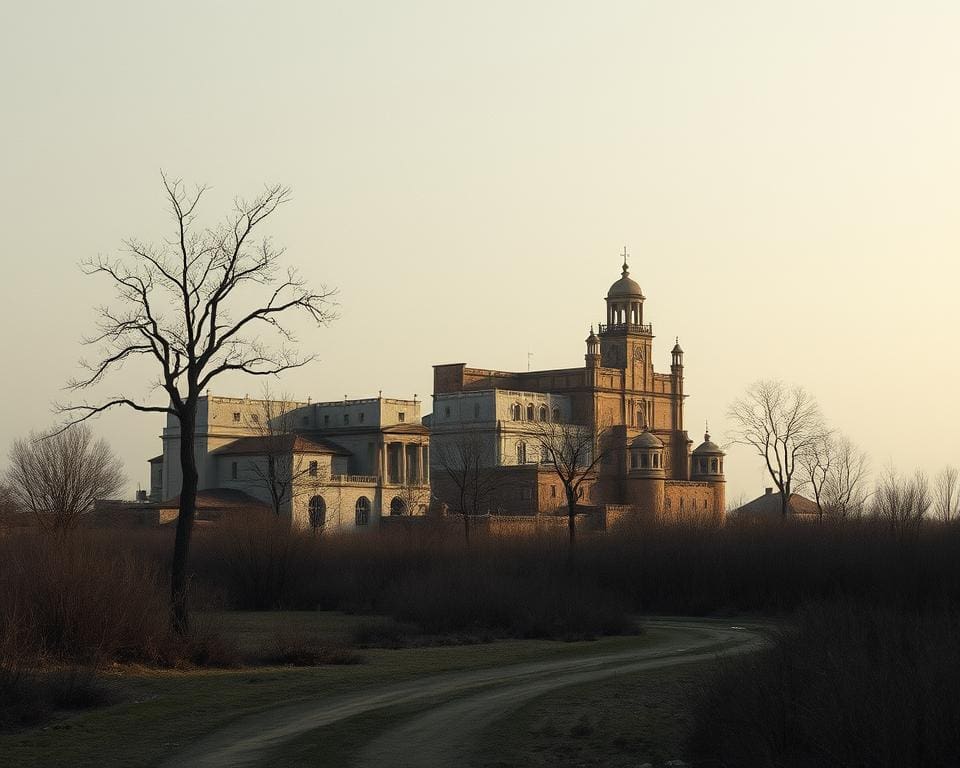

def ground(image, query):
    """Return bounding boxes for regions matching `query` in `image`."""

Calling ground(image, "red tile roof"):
[211,434,349,457]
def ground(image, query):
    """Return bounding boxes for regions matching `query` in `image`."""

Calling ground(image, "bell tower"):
[599,248,653,386]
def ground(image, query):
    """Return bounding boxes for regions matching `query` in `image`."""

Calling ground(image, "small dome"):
[607,262,644,300]
[631,430,663,449]
[671,337,684,355]
[693,431,723,455]
[585,325,599,344]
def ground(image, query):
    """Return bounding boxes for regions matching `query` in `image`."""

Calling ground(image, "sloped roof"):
[211,434,349,457]
[381,423,430,435]
[157,488,270,511]
[148,455,164,463]
[734,490,819,517]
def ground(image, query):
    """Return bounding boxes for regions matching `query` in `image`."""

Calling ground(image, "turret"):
[691,426,726,520]
[627,428,665,517]
[585,326,600,368]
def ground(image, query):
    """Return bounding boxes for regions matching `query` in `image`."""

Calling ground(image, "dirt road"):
[164,620,765,768]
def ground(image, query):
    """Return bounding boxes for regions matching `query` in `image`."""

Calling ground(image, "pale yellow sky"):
[1,1,957,501]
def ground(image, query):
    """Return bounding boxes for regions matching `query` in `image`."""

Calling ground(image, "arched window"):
[552,407,560,422]
[308,496,326,529]
[517,441,527,464]
[511,403,521,421]
[539,405,548,422]
[526,404,535,421]
[355,496,370,526]
[390,496,406,516]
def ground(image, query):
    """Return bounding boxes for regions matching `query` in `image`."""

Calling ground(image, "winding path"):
[163,620,765,768]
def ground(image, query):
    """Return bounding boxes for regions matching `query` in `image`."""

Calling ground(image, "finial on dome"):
[705,420,710,442]
[620,245,629,277]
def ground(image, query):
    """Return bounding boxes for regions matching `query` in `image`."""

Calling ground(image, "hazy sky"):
[1,1,957,502]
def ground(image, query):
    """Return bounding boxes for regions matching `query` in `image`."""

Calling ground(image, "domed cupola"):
[691,426,725,479]
[629,428,665,477]
[603,248,647,330]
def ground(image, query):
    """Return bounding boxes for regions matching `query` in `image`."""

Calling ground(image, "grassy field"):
[0,611,654,768]
[468,659,713,767]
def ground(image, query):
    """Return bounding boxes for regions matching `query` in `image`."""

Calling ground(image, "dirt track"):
[163,620,765,768]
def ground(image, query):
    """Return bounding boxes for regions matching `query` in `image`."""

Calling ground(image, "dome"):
[585,326,599,344]
[631,430,663,449]
[671,338,684,355]
[693,431,723,455]
[607,262,644,300]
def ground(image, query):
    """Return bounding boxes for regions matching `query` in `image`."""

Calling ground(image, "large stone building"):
[148,393,430,532]
[429,255,726,522]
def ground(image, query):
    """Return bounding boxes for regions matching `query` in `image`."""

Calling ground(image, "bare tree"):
[243,390,323,518]
[525,420,611,550]
[934,466,960,523]
[728,380,827,518]
[871,466,931,536]
[58,176,336,632]
[433,431,500,544]
[7,425,125,532]
[825,436,870,519]
[799,433,870,521]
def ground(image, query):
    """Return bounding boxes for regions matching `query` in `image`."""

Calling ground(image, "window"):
[232,412,241,422]
[711,458,719,473]
[552,408,560,422]
[551,485,557,498]
[630,451,638,469]
[231,461,238,480]
[516,442,527,464]
[344,413,350,425]
[309,460,318,477]
[540,445,549,464]
[539,405,548,422]
[324,414,330,426]
[665,497,672,510]
[359,412,365,423]
[308,496,326,529]
[679,498,685,513]
[444,406,451,418]
[511,403,521,421]
[390,496,406,516]
[641,453,649,469]
[398,412,406,422]
[474,403,480,419]
[704,499,708,510]
[526,404,535,421]
[355,497,370,526]
[577,487,584,499]
[250,413,259,423]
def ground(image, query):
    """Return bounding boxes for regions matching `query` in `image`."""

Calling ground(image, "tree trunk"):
[566,488,577,564]
[171,406,198,635]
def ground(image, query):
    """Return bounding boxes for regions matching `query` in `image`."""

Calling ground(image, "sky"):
[1,1,957,502]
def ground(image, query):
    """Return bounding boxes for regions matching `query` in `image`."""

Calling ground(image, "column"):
[400,442,407,486]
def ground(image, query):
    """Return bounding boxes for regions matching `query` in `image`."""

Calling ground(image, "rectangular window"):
[309,461,318,477]
[359,412,365,423]
[232,412,241,422]
[231,461,238,480]
[324,414,330,426]
[344,414,350,425]
[398,412,405,422]
[551,485,556,498]
[444,406,451,418]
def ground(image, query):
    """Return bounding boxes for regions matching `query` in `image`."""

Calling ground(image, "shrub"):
[260,631,363,666]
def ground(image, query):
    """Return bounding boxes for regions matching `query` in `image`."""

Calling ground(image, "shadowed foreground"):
[164,619,765,768]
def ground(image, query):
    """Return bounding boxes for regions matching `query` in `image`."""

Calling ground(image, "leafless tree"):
[525,419,611,550]
[433,431,500,544]
[7,425,125,532]
[243,389,323,518]
[825,436,871,519]
[871,466,931,536]
[728,380,827,518]
[57,175,336,632]
[934,466,960,523]
[799,433,870,521]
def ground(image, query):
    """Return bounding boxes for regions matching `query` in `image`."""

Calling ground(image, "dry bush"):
[692,600,960,767]
[259,630,363,666]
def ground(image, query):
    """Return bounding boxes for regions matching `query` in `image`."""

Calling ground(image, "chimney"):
[765,487,773,495]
